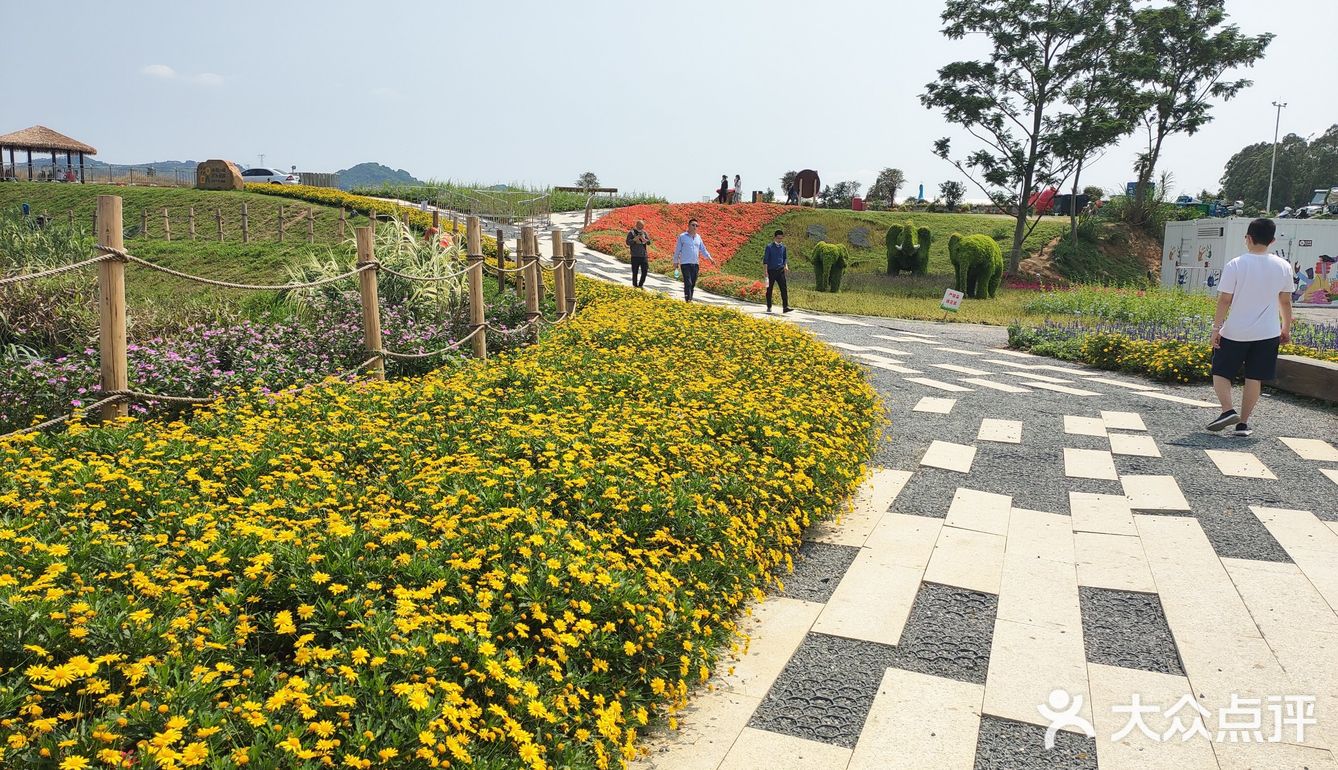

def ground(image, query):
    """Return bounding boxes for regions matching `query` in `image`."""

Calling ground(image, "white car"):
[241,167,299,185]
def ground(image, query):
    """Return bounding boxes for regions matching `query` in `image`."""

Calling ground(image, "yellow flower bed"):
[0,282,879,769]
[245,184,500,256]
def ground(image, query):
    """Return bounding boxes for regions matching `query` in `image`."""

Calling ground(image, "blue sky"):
[4,0,1333,202]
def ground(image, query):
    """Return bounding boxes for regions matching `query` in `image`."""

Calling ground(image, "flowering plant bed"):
[581,203,789,274]
[0,281,878,769]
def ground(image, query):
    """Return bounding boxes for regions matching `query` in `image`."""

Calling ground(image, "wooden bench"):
[1272,354,1338,403]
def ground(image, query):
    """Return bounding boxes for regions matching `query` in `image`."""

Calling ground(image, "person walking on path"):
[1207,218,1294,437]
[734,174,742,203]
[673,218,714,302]
[763,229,793,313]
[626,219,652,288]
[718,175,729,204]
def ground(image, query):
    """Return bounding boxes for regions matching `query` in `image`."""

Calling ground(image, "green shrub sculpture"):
[885,221,932,276]
[811,241,850,292]
[948,232,1004,299]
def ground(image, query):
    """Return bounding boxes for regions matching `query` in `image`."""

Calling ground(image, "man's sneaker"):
[783,307,794,313]
[1207,410,1240,432]
[766,307,773,313]
[1231,422,1254,437]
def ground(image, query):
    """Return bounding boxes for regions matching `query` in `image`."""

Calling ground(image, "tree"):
[1083,185,1105,202]
[938,181,966,209]
[1126,0,1272,224]
[576,172,600,191]
[1219,135,1309,210]
[819,181,861,209]
[868,168,907,207]
[780,170,798,196]
[922,0,1114,272]
[1049,0,1141,247]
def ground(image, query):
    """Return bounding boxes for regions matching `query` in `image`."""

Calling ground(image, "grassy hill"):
[0,183,365,304]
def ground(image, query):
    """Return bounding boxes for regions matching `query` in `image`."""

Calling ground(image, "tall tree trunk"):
[1012,99,1046,273]
[1070,157,1085,248]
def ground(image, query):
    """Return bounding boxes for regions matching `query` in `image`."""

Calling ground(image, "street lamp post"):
[1265,101,1286,214]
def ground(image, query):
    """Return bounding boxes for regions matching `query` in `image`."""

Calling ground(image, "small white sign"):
[941,288,964,313]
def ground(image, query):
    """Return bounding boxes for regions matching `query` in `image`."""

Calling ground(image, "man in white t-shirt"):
[1206,218,1294,437]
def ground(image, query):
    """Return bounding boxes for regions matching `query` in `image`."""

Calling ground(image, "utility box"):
[1162,217,1338,302]
[851,196,865,211]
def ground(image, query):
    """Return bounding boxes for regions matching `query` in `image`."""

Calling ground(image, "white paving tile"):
[983,358,1039,370]
[958,378,1032,394]
[1121,474,1190,511]
[812,557,926,646]
[977,418,1022,443]
[1204,449,1277,480]
[717,597,823,699]
[1135,391,1219,408]
[1088,663,1220,770]
[1006,508,1076,564]
[1135,515,1260,639]
[993,348,1041,358]
[932,346,985,357]
[944,488,1012,536]
[866,345,914,357]
[931,363,994,376]
[1069,492,1137,536]
[1025,381,1102,397]
[873,333,938,345]
[1323,468,1338,488]
[635,688,762,770]
[924,526,1005,594]
[718,728,852,770]
[1009,371,1074,384]
[849,668,982,770]
[1212,743,1338,770]
[1064,447,1119,480]
[865,513,944,569]
[913,396,956,414]
[997,543,1080,630]
[1085,376,1159,392]
[1100,410,1147,431]
[1064,416,1109,437]
[904,376,974,393]
[1108,433,1161,458]
[1074,532,1156,592]
[1279,436,1338,462]
[808,468,913,547]
[920,440,976,473]
[856,354,923,375]
[982,618,1090,730]
[1250,506,1338,613]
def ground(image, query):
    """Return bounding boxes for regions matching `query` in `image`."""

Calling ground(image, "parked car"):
[240,167,299,185]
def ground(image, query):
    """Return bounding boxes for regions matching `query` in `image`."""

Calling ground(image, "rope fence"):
[0,196,584,439]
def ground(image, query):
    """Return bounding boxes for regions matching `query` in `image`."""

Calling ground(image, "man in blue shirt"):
[673,218,714,302]
[763,229,793,313]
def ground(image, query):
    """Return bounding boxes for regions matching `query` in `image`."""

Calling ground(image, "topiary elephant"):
[885,221,931,276]
[948,232,1004,299]
[810,241,850,292]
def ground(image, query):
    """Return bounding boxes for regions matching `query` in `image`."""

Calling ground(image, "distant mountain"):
[335,162,422,190]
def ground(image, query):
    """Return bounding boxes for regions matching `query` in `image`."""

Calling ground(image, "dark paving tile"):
[748,632,897,748]
[973,715,1098,770]
[777,541,861,603]
[1079,587,1184,675]
[887,468,957,518]
[889,582,998,684]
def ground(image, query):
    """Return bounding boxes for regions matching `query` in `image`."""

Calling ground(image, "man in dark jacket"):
[763,229,792,313]
[626,219,651,288]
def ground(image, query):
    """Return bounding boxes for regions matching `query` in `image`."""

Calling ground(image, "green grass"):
[351,180,667,213]
[0,183,362,304]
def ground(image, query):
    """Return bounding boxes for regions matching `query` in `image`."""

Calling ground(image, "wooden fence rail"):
[1,197,582,437]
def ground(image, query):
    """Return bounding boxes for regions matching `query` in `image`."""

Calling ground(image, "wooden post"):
[307,207,314,243]
[338,207,346,239]
[92,208,97,234]
[355,226,385,381]
[241,203,249,243]
[140,208,148,237]
[277,205,284,242]
[522,225,540,335]
[96,195,128,421]
[496,228,505,292]
[162,208,171,242]
[432,208,440,230]
[531,230,545,306]
[67,209,73,228]
[552,230,568,320]
[466,216,487,360]
[564,242,577,316]
[216,208,223,242]
[188,207,196,239]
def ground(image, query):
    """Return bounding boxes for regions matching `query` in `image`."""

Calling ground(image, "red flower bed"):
[698,272,767,302]
[582,203,789,274]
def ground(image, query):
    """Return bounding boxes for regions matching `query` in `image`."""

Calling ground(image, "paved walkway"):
[554,212,1338,770]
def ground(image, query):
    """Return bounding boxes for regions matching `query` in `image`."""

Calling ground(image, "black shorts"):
[1211,335,1281,381]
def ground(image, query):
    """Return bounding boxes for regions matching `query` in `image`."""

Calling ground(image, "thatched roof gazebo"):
[0,125,97,183]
